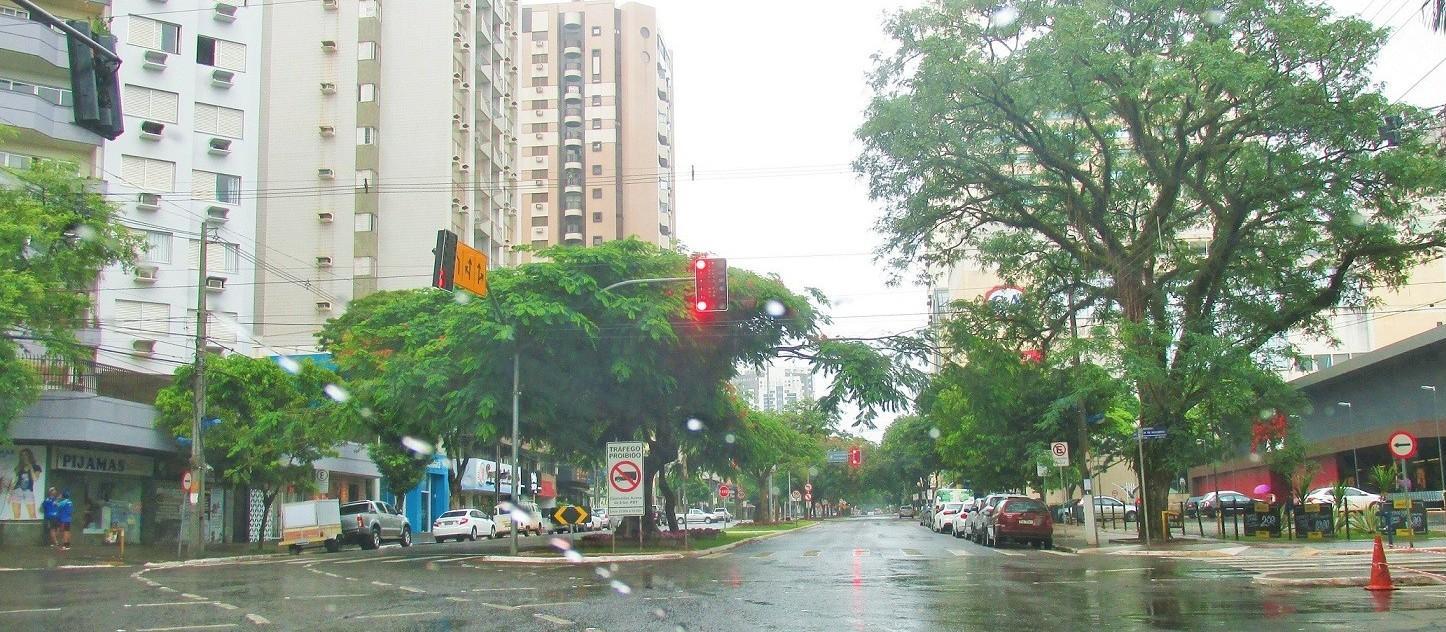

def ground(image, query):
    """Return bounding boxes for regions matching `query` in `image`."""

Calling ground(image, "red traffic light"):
[692,257,728,313]
[848,446,862,467]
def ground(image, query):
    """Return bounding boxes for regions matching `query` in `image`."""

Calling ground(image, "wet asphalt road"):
[3,516,1445,631]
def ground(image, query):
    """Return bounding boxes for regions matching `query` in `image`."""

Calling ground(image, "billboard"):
[1,445,47,521]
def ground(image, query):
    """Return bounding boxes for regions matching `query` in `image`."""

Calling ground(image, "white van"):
[493,501,544,536]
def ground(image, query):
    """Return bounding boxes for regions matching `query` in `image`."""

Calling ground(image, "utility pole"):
[187,222,212,557]
[509,351,520,556]
[1423,386,1443,497]
[1067,289,1099,546]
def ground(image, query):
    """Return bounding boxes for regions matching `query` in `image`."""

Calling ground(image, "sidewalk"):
[1053,521,1444,556]
[0,541,285,570]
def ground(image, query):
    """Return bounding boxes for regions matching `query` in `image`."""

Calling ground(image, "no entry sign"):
[1388,431,1419,460]
[607,442,645,517]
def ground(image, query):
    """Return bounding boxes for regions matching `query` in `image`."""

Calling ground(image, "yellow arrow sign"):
[552,505,590,525]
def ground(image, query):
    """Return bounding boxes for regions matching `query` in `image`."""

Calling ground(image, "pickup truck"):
[675,508,715,526]
[340,500,413,549]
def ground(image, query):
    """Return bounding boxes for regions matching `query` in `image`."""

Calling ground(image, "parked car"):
[950,504,973,537]
[1304,486,1381,512]
[589,508,611,531]
[493,501,544,537]
[433,508,495,542]
[339,500,412,550]
[1093,496,1138,522]
[898,505,916,519]
[711,507,734,523]
[983,496,1053,548]
[965,494,1011,543]
[1184,495,1207,517]
[676,508,715,526]
[1196,491,1252,517]
[932,502,964,533]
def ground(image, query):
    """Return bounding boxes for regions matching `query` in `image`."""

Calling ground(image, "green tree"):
[856,0,1446,540]
[154,354,352,546]
[870,415,943,504]
[1,159,141,438]
[733,408,822,522]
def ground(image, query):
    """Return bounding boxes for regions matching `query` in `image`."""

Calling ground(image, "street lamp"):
[1338,402,1360,486]
[1422,386,1443,498]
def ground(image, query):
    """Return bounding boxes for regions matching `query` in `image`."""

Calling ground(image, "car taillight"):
[356,516,364,528]
[943,510,956,515]
[459,518,468,524]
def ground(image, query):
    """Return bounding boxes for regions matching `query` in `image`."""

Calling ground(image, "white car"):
[950,506,972,537]
[432,508,495,542]
[493,502,544,537]
[1305,486,1381,512]
[588,508,610,531]
[933,501,964,533]
[711,507,734,523]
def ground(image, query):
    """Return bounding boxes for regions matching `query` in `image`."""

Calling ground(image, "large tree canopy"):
[1,159,140,438]
[857,0,1446,539]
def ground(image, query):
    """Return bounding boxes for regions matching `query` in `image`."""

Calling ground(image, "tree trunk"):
[255,489,278,551]
[658,469,679,532]
[449,456,469,510]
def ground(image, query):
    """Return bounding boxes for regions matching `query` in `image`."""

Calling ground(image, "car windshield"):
[943,503,962,511]
[440,510,468,519]
[1004,499,1047,513]
[339,503,369,515]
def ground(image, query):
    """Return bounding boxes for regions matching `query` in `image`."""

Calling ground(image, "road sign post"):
[718,484,730,499]
[1388,431,1419,460]
[1051,442,1070,467]
[606,442,645,532]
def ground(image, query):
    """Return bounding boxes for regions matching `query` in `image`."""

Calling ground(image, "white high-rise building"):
[96,0,263,373]
[253,0,521,353]
[732,363,816,412]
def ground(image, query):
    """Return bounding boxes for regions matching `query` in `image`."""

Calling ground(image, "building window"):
[188,239,239,273]
[592,236,602,245]
[356,126,376,145]
[591,118,601,129]
[592,211,602,223]
[530,169,547,179]
[0,6,29,18]
[358,0,379,18]
[531,217,548,227]
[529,147,548,157]
[591,187,602,199]
[355,213,375,232]
[591,26,601,36]
[531,77,547,87]
[532,54,547,63]
[129,17,181,54]
[358,83,376,102]
[592,95,601,106]
[591,141,602,152]
[532,240,548,248]
[531,123,550,133]
[141,230,172,264]
[354,256,375,276]
[0,151,36,170]
[194,102,244,138]
[114,299,170,336]
[531,99,548,109]
[1,77,73,107]
[122,85,179,123]
[358,41,378,60]
[530,193,548,203]
[196,36,246,71]
[120,155,176,191]
[193,170,241,204]
[592,165,602,175]
[355,169,375,189]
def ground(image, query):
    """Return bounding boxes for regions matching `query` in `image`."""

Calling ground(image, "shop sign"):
[52,447,154,477]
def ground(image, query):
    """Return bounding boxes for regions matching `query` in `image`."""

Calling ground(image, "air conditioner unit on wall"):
[137,192,161,209]
[139,120,165,140]
[320,82,336,94]
[317,211,334,223]
[133,267,158,282]
[318,168,335,178]
[214,3,238,22]
[205,276,226,290]
[212,69,235,88]
[132,339,157,355]
[143,49,168,70]
[316,256,333,267]
[316,301,333,311]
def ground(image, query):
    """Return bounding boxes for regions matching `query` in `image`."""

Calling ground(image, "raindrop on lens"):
[989,5,1019,28]
[686,418,705,432]
[277,356,301,375]
[401,436,435,455]
[928,427,941,440]
[610,579,632,595]
[1203,8,1226,25]
[1350,211,1368,227]
[764,300,786,318]
[324,383,351,402]
[74,224,99,242]
[595,567,613,579]
[360,407,374,419]
[808,467,818,477]
[1258,409,1273,420]
[550,537,572,551]
[653,608,667,620]
[454,292,472,304]
[563,550,584,563]
[724,433,736,444]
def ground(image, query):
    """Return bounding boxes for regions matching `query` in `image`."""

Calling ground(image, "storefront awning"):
[12,393,176,454]
[313,442,381,479]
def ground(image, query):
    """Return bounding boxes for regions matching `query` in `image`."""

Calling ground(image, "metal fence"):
[20,352,96,393]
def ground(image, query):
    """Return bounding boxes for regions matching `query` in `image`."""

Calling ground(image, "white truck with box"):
[278,499,343,554]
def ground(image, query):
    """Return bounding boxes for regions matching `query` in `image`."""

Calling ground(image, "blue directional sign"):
[826,449,848,463]
[1139,427,1167,440]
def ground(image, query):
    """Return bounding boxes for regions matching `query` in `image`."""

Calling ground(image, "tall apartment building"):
[253,0,521,353]
[516,1,675,254]
[0,1,105,181]
[732,363,815,413]
[93,0,262,373]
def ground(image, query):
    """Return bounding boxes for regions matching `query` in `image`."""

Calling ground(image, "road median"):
[474,520,821,564]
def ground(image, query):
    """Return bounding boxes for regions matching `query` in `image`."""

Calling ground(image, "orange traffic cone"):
[1364,535,1397,591]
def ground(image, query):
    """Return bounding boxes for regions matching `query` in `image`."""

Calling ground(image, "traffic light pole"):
[13,0,120,64]
[599,277,691,293]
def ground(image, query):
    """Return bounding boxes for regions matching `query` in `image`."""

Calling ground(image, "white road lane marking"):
[445,597,471,603]
[351,611,441,620]
[181,593,207,600]
[284,594,369,600]
[213,603,239,610]
[335,557,396,565]
[1040,550,1076,556]
[157,587,177,593]
[480,603,514,611]
[750,551,774,558]
[0,607,62,615]
[134,625,237,631]
[994,550,1024,557]
[534,613,574,626]
[398,586,426,594]
[370,581,392,587]
[245,614,271,625]
[124,601,214,608]
[948,549,973,556]
[381,556,448,563]
[514,602,583,609]
[901,549,924,556]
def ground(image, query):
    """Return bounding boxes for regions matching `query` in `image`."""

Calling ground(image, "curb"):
[473,522,822,565]
[1252,574,1443,587]
[144,553,285,569]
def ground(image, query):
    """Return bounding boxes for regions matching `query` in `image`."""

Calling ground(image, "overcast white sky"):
[642,0,1446,441]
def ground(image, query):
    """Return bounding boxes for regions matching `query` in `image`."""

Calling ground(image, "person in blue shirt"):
[40,487,59,547]
[56,491,74,550]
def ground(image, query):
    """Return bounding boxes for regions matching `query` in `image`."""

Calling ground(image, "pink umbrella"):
[1253,483,1271,496]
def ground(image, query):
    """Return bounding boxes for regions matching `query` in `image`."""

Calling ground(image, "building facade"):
[253,0,521,354]
[731,363,815,413]
[516,1,675,254]
[90,0,262,374]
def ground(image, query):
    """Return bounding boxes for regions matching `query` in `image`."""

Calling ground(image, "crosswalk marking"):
[802,550,820,557]
[901,548,923,556]
[430,556,483,564]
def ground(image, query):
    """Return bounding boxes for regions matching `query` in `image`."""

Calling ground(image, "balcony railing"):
[21,352,97,394]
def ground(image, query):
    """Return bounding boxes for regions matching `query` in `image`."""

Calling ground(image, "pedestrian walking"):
[57,491,74,550]
[41,487,59,547]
